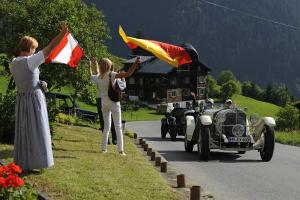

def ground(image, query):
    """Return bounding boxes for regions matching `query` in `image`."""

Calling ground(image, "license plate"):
[228,137,250,143]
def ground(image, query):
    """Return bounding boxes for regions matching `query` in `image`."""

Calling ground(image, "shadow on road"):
[159,150,262,163]
[142,136,184,142]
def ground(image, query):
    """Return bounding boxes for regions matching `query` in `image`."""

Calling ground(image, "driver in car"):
[224,99,233,109]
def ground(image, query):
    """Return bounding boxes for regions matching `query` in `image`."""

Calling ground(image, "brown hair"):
[99,58,113,75]
[18,36,38,52]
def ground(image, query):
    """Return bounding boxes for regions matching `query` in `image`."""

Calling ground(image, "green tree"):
[217,70,237,85]
[242,81,252,97]
[273,84,293,107]
[220,80,241,101]
[0,0,111,100]
[276,104,299,131]
[263,82,275,103]
[263,82,292,107]
[242,81,263,100]
[207,75,220,98]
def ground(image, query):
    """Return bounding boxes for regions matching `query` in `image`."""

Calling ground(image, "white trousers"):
[101,97,123,152]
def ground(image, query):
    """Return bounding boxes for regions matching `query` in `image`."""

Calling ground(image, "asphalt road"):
[127,121,300,200]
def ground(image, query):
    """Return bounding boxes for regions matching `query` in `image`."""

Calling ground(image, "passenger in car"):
[206,98,214,109]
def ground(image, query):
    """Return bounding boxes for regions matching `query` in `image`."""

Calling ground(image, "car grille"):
[223,111,246,137]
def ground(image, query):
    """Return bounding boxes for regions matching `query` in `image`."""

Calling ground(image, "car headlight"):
[232,124,245,137]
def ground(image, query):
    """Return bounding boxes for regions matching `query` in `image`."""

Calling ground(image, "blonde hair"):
[99,58,113,75]
[18,36,38,52]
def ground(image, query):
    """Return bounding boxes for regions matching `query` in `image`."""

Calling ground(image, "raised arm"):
[93,57,100,76]
[42,22,69,59]
[115,57,140,79]
[87,59,93,77]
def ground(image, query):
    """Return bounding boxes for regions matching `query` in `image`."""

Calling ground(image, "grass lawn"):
[232,94,281,118]
[122,108,163,122]
[0,124,182,200]
[276,130,300,146]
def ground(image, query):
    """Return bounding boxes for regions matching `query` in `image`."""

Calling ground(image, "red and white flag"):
[45,32,84,68]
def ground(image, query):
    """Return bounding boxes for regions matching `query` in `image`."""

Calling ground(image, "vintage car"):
[184,105,276,161]
[160,101,205,141]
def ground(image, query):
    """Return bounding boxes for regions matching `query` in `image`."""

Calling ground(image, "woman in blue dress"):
[10,22,68,172]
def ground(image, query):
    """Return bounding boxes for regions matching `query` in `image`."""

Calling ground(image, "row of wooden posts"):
[133,133,201,200]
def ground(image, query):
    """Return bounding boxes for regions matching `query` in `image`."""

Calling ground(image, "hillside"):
[232,94,281,118]
[86,0,300,98]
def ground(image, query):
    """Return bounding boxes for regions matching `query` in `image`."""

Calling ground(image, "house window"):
[170,78,177,86]
[183,77,190,84]
[129,90,135,96]
[129,78,135,84]
[171,90,177,97]
[197,76,206,84]
[197,88,206,96]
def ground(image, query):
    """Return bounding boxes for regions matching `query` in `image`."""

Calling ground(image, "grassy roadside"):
[276,131,300,146]
[0,124,182,200]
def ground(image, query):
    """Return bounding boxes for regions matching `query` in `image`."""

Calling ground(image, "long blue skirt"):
[13,89,54,170]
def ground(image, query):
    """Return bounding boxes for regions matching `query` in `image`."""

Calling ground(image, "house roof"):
[123,55,211,74]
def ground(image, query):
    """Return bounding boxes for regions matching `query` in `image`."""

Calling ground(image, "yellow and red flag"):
[119,26,198,68]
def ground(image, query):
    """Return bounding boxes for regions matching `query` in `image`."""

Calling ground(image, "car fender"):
[263,117,276,127]
[253,117,276,141]
[200,115,212,126]
[185,116,195,140]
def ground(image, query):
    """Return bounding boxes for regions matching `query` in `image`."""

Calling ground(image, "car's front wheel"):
[197,126,210,161]
[184,133,194,152]
[260,125,275,162]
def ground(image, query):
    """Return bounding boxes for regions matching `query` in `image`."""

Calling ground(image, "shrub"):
[0,91,16,144]
[55,113,76,125]
[276,104,299,131]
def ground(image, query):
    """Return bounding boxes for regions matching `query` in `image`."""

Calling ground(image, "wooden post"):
[141,141,145,147]
[155,157,161,166]
[139,138,143,145]
[161,162,167,172]
[151,152,156,161]
[190,185,201,200]
[177,174,186,188]
[147,148,152,156]
[144,144,148,151]
[133,133,137,139]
